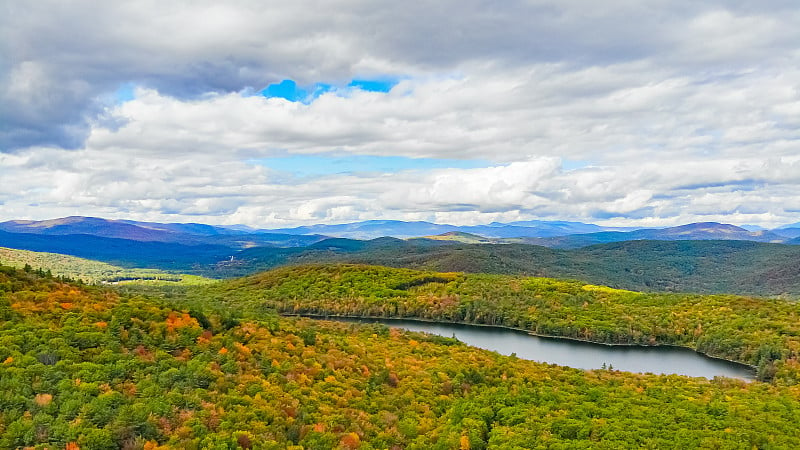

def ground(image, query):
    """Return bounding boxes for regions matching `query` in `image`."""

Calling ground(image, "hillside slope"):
[230,239,800,296]
[5,224,800,296]
[0,247,208,284]
[0,230,234,269]
[194,264,800,381]
[3,264,800,448]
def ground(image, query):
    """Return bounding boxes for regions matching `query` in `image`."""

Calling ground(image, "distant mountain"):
[266,220,458,239]
[118,219,246,236]
[504,220,616,233]
[264,219,626,239]
[15,216,788,248]
[520,222,787,249]
[650,222,783,240]
[459,224,600,238]
[0,216,187,242]
[740,224,768,231]
[5,223,800,295]
[7,216,797,247]
[0,216,327,248]
[776,222,800,229]
[772,228,800,239]
[263,218,798,242]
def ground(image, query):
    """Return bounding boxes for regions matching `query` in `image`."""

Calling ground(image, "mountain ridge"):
[4,228,800,295]
[0,216,327,248]
[4,216,798,244]
[518,222,787,248]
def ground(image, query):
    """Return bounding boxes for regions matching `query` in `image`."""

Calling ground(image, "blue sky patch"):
[251,154,488,177]
[561,159,592,171]
[261,78,399,103]
[263,80,308,102]
[114,83,136,103]
[347,79,397,93]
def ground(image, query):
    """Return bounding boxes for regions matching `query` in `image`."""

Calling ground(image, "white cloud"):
[3,138,800,228]
[2,1,800,227]
[78,59,800,165]
[4,0,799,148]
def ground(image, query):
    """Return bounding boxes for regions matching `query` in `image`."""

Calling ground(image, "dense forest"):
[3,264,800,448]
[8,231,800,296]
[283,240,800,297]
[208,239,800,296]
[154,264,800,384]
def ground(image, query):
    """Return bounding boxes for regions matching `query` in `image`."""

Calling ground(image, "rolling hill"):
[351,222,791,248]
[4,224,800,296]
[193,263,800,379]
[4,216,800,296]
[772,227,800,239]
[414,231,509,244]
[4,264,800,448]
[520,222,787,248]
[0,247,209,284]
[229,239,800,296]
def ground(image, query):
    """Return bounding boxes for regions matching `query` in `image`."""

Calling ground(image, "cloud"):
[2,1,800,227]
[79,62,800,165]
[3,67,800,226]
[3,1,799,150]
[3,139,800,228]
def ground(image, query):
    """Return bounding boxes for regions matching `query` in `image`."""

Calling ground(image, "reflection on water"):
[327,317,755,380]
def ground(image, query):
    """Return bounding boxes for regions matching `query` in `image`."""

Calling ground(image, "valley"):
[8,3,800,447]
[3,216,800,448]
[2,263,800,448]
[4,217,800,296]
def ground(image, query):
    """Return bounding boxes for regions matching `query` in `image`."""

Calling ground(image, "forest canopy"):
[2,264,800,448]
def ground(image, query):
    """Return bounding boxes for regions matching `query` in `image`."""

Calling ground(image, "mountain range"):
[0,216,326,248]
[264,219,628,239]
[3,216,796,244]
[1,217,798,263]
[513,222,787,248]
[3,216,800,295]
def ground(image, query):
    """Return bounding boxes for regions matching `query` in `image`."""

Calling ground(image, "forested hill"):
[0,247,210,284]
[5,229,800,296]
[184,264,800,383]
[4,264,800,448]
[233,239,800,296]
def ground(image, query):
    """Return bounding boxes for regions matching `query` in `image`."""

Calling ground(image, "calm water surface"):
[327,317,755,380]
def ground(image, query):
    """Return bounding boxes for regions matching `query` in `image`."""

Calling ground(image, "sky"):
[2,1,800,228]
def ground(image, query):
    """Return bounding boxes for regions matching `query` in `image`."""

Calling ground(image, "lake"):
[325,317,755,380]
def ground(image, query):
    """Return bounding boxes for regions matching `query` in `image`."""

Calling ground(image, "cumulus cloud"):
[3,140,800,228]
[4,0,799,150]
[79,62,800,164]
[2,1,800,227]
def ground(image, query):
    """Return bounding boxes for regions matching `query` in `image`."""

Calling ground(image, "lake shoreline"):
[284,312,758,373]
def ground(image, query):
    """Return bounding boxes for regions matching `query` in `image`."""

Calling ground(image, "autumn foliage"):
[1,264,800,448]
